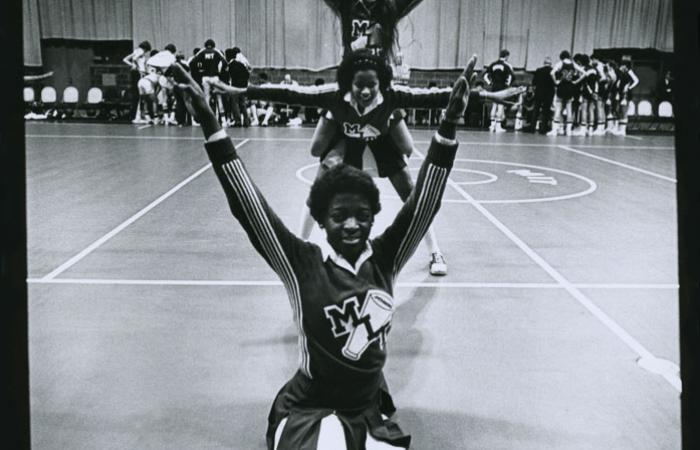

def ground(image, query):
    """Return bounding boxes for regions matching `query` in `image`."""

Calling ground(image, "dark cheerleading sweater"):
[323,0,424,56]
[203,131,458,449]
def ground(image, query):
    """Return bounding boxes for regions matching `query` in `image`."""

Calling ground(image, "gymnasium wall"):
[24,0,673,70]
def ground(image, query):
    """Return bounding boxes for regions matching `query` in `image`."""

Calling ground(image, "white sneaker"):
[546,128,558,137]
[429,252,447,276]
[494,124,506,133]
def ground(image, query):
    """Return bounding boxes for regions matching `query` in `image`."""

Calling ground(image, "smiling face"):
[351,69,380,109]
[321,192,374,264]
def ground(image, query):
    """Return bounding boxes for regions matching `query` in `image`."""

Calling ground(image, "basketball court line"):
[25,278,678,289]
[411,147,682,392]
[30,133,680,389]
[25,133,674,150]
[558,145,677,182]
[38,139,249,281]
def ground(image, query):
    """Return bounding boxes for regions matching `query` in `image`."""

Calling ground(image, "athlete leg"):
[387,118,415,157]
[494,104,506,132]
[489,103,498,131]
[576,98,589,136]
[262,104,274,126]
[514,100,524,131]
[387,168,445,275]
[587,99,596,135]
[594,97,606,135]
[617,97,629,135]
[310,116,338,157]
[547,96,563,136]
[564,99,573,135]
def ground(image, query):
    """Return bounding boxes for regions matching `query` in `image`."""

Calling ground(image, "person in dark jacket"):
[530,56,555,133]
[168,53,473,450]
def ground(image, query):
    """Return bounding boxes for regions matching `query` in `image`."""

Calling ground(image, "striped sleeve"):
[371,135,457,279]
[204,137,312,377]
[390,85,481,109]
[246,83,339,108]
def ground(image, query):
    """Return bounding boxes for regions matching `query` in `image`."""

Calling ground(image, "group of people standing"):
[123,39,260,127]
[501,51,641,137]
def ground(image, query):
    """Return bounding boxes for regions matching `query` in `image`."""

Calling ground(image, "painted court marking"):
[39,139,250,281]
[26,278,678,290]
[411,147,682,392]
[29,130,679,389]
[297,159,597,205]
[558,145,677,183]
[25,133,674,150]
[451,168,498,186]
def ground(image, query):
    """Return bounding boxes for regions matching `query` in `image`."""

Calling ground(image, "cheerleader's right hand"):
[444,54,477,123]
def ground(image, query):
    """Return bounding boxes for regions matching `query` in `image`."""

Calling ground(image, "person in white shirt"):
[123,41,152,123]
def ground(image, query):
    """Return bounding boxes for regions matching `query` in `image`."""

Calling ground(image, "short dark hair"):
[500,49,510,58]
[150,49,159,57]
[308,164,381,224]
[164,43,176,54]
[225,48,235,61]
[138,41,152,52]
[204,39,216,48]
[559,50,571,60]
[193,47,200,55]
[336,49,393,94]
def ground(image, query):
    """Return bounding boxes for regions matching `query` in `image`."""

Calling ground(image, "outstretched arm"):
[210,79,339,109]
[169,64,309,281]
[372,55,475,279]
[391,65,524,109]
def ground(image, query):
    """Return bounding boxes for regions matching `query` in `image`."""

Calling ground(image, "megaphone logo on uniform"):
[343,122,381,141]
[323,289,394,361]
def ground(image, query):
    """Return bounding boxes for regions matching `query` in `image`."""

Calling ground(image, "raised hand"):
[444,54,477,123]
[169,63,221,138]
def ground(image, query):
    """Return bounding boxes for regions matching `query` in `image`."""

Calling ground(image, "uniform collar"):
[319,238,374,276]
[343,91,384,116]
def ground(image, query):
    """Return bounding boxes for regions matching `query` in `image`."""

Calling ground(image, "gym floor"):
[25,122,679,449]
